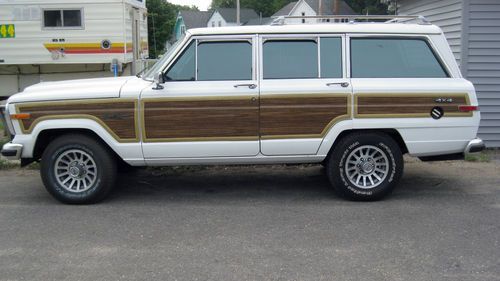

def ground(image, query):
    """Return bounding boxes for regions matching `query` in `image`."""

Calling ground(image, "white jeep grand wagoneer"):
[1,17,485,203]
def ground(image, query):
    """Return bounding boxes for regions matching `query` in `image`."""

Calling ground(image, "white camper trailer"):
[0,0,148,97]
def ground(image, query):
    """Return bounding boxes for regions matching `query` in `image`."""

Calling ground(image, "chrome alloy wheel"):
[54,149,97,193]
[345,145,389,189]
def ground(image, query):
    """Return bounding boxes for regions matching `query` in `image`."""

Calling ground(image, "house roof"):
[304,0,357,15]
[179,10,211,29]
[215,8,259,23]
[272,2,297,17]
[244,17,273,26]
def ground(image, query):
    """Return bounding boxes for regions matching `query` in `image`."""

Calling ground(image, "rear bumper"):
[1,143,23,160]
[419,138,485,162]
[465,138,485,153]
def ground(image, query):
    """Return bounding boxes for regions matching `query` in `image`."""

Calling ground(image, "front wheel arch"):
[32,128,121,163]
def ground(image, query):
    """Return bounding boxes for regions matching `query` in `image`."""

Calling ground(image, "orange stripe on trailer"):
[44,42,130,54]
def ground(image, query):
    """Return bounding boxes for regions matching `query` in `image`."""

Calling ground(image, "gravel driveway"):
[0,158,499,281]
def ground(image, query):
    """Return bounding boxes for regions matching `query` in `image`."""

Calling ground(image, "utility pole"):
[236,0,240,25]
[319,0,323,16]
[334,0,339,15]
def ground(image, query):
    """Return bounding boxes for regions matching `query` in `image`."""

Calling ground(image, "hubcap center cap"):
[69,164,85,178]
[361,162,375,173]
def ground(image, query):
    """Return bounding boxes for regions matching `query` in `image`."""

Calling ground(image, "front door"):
[141,35,259,159]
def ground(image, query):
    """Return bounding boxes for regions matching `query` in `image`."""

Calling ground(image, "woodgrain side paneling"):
[260,95,350,139]
[16,99,138,142]
[142,97,259,142]
[355,94,471,118]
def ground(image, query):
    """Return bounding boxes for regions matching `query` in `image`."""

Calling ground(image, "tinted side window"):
[165,41,195,81]
[197,41,252,81]
[263,40,318,79]
[320,37,342,78]
[351,38,448,78]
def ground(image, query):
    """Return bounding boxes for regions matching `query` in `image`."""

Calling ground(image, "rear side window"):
[350,38,448,78]
[320,37,342,78]
[263,40,318,79]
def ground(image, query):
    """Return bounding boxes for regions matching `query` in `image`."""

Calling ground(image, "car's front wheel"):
[326,132,404,201]
[40,134,117,204]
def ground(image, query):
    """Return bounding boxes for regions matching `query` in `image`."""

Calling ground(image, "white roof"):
[188,23,443,36]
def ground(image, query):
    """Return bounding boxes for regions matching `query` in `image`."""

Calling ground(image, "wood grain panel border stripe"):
[15,99,139,143]
[354,93,472,118]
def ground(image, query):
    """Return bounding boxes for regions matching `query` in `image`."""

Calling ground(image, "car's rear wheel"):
[325,132,404,201]
[40,134,117,204]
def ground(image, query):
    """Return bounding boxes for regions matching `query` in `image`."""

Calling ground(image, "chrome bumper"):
[1,143,23,160]
[465,138,485,153]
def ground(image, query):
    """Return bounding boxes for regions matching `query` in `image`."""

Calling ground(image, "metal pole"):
[236,0,240,25]
[151,14,157,58]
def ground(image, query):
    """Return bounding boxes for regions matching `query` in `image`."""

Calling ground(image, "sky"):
[166,0,211,11]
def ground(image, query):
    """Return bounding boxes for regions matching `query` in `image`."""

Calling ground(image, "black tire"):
[325,132,404,201]
[40,134,117,204]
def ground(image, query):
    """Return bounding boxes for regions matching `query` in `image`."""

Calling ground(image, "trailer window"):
[43,9,82,28]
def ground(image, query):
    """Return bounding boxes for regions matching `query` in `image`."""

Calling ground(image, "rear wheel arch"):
[327,129,409,158]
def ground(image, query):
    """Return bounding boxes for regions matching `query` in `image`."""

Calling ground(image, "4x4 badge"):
[435,97,454,103]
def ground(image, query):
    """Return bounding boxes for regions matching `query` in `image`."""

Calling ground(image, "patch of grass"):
[465,152,491,162]
[0,158,19,170]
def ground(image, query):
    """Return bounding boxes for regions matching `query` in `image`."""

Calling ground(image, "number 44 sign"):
[0,24,15,38]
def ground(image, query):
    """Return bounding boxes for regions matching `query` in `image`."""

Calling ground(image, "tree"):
[146,0,197,58]
[345,0,389,15]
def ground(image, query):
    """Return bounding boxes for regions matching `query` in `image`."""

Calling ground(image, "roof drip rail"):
[270,15,431,25]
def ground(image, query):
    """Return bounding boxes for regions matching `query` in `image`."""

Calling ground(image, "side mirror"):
[153,72,164,90]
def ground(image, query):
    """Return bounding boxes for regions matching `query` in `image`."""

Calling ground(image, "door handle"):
[234,83,257,89]
[326,82,349,88]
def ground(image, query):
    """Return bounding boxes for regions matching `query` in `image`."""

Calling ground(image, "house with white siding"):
[207,8,259,27]
[399,0,500,147]
[272,0,356,24]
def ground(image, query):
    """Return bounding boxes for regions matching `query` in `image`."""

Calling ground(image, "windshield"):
[143,35,186,80]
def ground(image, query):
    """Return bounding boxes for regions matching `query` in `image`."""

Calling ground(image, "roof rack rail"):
[271,15,431,25]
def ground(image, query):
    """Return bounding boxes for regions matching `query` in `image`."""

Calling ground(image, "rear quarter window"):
[350,38,449,78]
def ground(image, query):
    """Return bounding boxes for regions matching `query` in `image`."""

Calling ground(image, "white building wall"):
[207,11,228,27]
[464,0,500,147]
[399,0,463,65]
[288,0,317,24]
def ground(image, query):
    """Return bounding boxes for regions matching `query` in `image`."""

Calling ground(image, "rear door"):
[258,34,352,155]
